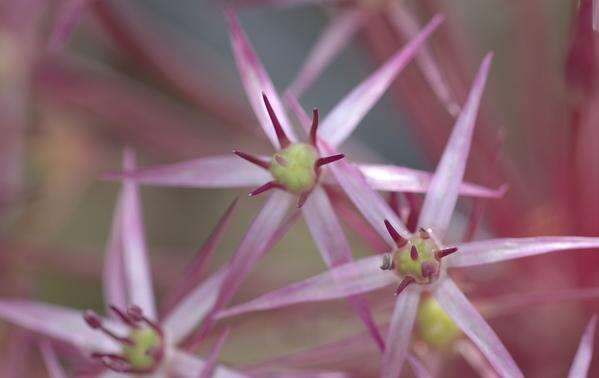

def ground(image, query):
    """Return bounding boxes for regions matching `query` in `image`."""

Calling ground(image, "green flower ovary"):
[269,143,319,194]
[122,327,161,369]
[417,297,460,349]
[394,237,440,283]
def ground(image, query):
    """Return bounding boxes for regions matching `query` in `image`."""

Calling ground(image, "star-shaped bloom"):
[214,53,599,377]
[105,10,503,351]
[0,151,246,377]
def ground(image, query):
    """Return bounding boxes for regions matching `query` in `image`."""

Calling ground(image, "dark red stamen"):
[233,150,270,170]
[410,245,419,261]
[404,193,421,233]
[297,192,309,208]
[248,181,283,197]
[262,93,290,148]
[126,305,143,322]
[83,310,133,346]
[384,219,408,247]
[309,108,319,146]
[418,228,430,239]
[437,247,458,259]
[395,276,415,296]
[109,305,137,328]
[315,154,345,169]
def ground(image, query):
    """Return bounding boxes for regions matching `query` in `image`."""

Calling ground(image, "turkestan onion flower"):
[106,10,503,351]
[0,151,245,377]
[215,54,599,377]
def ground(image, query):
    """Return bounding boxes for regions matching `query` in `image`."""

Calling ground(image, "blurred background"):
[0,0,597,376]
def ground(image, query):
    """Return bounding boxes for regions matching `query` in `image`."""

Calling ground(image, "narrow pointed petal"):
[0,300,122,352]
[318,15,444,147]
[418,54,493,239]
[388,3,460,116]
[104,155,271,188]
[48,0,91,50]
[103,191,127,313]
[433,278,523,377]
[217,255,396,319]
[357,164,507,198]
[448,236,599,268]
[120,150,156,318]
[568,315,597,378]
[226,10,297,148]
[39,341,67,378]
[162,199,238,314]
[302,186,384,348]
[169,350,246,378]
[381,286,420,378]
[200,328,231,378]
[286,9,365,98]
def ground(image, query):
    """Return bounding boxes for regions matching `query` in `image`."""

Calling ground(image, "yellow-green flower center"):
[269,143,319,194]
[394,235,441,284]
[122,327,162,370]
[417,297,460,349]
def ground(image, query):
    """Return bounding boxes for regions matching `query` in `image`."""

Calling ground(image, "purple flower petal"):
[388,3,460,117]
[227,10,297,148]
[318,14,444,147]
[103,155,271,188]
[357,164,507,197]
[199,328,231,378]
[216,255,396,319]
[448,236,599,268]
[39,341,67,378]
[120,150,156,318]
[568,315,597,378]
[103,188,127,314]
[0,300,122,352]
[381,286,420,378]
[48,0,90,50]
[169,350,246,378]
[418,53,493,239]
[432,278,523,377]
[286,9,365,98]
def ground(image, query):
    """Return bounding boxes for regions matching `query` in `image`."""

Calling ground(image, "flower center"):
[269,143,319,194]
[417,297,460,349]
[83,305,165,374]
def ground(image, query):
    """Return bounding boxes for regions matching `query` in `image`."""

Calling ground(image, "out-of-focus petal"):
[162,268,226,344]
[39,341,67,378]
[568,315,597,378]
[104,155,271,188]
[388,3,460,117]
[199,328,231,378]
[217,255,396,319]
[381,286,420,378]
[103,189,127,313]
[286,9,365,98]
[418,54,493,239]
[233,0,334,8]
[0,300,121,352]
[448,236,599,268]
[357,164,506,197]
[120,150,156,318]
[433,278,523,377]
[594,0,599,31]
[302,185,384,349]
[169,350,246,378]
[226,10,297,148]
[48,0,91,50]
[318,15,444,147]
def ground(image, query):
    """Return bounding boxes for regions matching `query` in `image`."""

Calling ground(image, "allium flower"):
[0,151,245,377]
[215,54,599,377]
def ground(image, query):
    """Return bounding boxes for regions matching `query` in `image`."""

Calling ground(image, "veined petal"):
[433,278,523,377]
[302,185,384,349]
[418,54,493,239]
[48,0,91,50]
[226,10,297,148]
[104,155,271,188]
[318,14,444,147]
[0,300,122,352]
[357,164,506,197]
[103,189,127,313]
[39,341,67,378]
[568,315,597,378]
[217,255,396,319]
[381,286,420,378]
[200,328,231,378]
[448,236,599,268]
[286,9,365,98]
[162,268,226,345]
[169,349,246,378]
[120,150,156,318]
